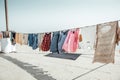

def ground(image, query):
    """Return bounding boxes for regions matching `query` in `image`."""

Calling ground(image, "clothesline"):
[80,19,120,29]
[19,19,120,34]
[0,20,119,64]
[1,19,120,34]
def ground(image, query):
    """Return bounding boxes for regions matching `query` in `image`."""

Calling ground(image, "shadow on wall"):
[45,53,81,60]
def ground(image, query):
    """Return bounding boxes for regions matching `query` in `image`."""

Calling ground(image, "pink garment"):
[62,28,79,52]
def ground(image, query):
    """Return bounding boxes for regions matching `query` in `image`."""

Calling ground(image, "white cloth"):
[11,45,16,52]
[80,26,96,50]
[1,38,12,53]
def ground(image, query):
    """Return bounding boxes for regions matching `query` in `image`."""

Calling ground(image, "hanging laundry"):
[1,38,12,53]
[0,32,3,51]
[79,34,82,42]
[117,27,120,43]
[28,34,34,47]
[50,31,60,53]
[38,33,44,51]
[28,34,38,49]
[62,28,79,53]
[93,21,118,63]
[15,33,23,45]
[0,32,3,39]
[116,27,120,53]
[22,33,28,45]
[15,33,19,44]
[58,30,68,53]
[19,33,23,45]
[2,31,9,38]
[41,33,51,51]
[11,31,16,45]
[79,26,96,50]
[32,34,38,50]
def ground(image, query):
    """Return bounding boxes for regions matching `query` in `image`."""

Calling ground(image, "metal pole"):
[4,0,9,31]
[4,0,9,37]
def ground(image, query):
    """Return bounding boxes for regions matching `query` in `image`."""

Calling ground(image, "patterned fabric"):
[62,28,79,52]
[93,21,118,63]
[41,33,51,51]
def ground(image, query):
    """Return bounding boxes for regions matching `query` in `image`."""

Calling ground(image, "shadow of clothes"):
[0,55,56,80]
[45,53,81,60]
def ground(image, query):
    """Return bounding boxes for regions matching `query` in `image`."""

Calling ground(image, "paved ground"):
[0,46,120,80]
[0,54,55,80]
[0,55,37,80]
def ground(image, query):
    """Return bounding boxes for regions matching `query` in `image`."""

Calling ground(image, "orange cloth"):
[15,33,23,45]
[19,33,23,45]
[79,34,82,42]
[15,33,19,43]
[0,32,3,39]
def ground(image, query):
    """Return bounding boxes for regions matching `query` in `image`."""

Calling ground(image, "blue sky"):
[0,0,120,33]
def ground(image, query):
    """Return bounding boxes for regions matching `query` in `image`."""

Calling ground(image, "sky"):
[0,0,120,33]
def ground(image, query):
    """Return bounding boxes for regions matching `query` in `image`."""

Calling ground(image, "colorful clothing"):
[50,31,60,53]
[41,33,51,51]
[58,30,68,53]
[15,33,23,45]
[62,29,79,52]
[38,33,44,51]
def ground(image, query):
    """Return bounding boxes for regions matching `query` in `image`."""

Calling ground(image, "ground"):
[0,45,120,80]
